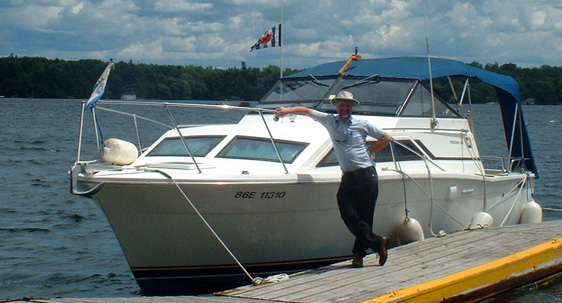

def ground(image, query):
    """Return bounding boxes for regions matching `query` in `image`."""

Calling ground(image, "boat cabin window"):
[317,139,426,167]
[146,136,225,157]
[317,148,339,167]
[217,136,308,163]
[382,139,430,161]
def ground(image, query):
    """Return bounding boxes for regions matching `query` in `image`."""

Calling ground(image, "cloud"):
[1,0,561,68]
[1,4,63,30]
[153,0,213,13]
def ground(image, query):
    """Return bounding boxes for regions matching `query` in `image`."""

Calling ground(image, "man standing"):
[276,90,392,267]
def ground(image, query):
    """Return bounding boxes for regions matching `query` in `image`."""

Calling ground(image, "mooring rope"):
[140,167,288,285]
[485,176,527,213]
[390,141,409,219]
[543,207,562,212]
[498,174,527,227]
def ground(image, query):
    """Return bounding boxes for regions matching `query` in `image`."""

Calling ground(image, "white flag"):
[85,61,114,109]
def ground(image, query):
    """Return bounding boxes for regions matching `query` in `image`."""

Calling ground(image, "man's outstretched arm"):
[276,106,314,117]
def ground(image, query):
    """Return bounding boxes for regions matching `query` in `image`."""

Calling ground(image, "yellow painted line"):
[363,237,562,303]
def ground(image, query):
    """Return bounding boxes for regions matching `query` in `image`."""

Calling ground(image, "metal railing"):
[76,100,288,174]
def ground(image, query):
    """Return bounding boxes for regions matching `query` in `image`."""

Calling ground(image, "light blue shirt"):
[311,110,385,172]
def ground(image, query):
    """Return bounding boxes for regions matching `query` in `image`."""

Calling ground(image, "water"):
[0,99,560,300]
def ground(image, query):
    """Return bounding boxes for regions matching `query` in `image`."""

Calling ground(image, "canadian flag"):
[250,24,282,52]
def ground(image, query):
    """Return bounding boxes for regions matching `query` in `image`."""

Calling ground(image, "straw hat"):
[330,90,360,106]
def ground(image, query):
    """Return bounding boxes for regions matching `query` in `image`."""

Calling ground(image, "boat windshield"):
[259,75,335,108]
[259,75,460,118]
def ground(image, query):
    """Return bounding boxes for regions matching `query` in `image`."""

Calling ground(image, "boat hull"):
[87,170,532,295]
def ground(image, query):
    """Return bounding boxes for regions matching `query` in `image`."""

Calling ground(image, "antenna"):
[423,0,438,128]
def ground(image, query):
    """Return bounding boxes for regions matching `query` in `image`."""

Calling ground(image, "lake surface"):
[0,99,560,301]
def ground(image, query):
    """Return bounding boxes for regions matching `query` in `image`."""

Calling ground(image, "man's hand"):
[368,132,392,154]
[276,107,290,117]
[275,106,313,118]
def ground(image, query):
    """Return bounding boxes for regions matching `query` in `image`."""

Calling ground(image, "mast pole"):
[423,0,437,128]
[280,0,284,79]
[277,0,284,103]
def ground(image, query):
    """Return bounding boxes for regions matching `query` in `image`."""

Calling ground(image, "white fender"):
[520,200,542,224]
[469,212,493,229]
[398,217,424,245]
[102,138,139,165]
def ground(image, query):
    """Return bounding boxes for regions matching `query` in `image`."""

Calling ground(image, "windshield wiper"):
[341,74,380,89]
[308,74,330,87]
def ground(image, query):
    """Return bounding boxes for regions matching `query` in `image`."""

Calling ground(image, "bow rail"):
[75,100,285,174]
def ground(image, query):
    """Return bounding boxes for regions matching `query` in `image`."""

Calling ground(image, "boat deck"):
[8,220,562,303]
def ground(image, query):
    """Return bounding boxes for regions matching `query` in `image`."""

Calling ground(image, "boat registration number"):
[234,191,286,199]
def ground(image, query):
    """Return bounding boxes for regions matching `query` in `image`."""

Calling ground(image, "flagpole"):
[279,0,284,102]
[280,0,284,79]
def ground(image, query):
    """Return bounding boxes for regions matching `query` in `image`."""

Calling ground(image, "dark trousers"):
[337,166,383,256]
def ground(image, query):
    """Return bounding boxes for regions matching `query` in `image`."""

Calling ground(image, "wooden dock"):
[7,220,562,303]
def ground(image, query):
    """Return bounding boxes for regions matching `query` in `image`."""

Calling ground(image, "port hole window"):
[217,136,308,163]
[147,136,225,157]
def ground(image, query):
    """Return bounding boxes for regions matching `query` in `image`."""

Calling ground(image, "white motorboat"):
[70,55,541,295]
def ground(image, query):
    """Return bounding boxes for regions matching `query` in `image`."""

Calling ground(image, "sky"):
[1,0,561,70]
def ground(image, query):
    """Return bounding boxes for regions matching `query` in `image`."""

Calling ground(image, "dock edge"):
[363,237,562,303]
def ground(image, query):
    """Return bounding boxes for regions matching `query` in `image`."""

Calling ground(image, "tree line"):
[0,55,296,101]
[1,54,561,104]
